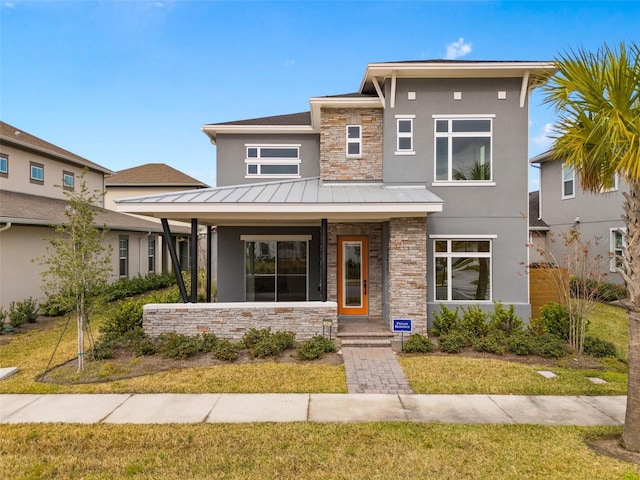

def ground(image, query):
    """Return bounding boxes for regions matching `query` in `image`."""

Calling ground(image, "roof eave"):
[201,124,316,144]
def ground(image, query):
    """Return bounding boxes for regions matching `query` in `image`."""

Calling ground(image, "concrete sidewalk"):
[0,393,626,425]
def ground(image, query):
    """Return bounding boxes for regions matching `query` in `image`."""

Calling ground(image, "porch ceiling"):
[116,177,444,226]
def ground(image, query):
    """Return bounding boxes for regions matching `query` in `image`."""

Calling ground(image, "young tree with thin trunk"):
[40,174,112,371]
[542,42,640,451]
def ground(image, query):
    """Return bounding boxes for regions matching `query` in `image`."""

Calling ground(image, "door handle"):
[363,279,367,295]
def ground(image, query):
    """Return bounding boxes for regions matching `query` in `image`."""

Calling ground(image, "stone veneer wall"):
[320,108,383,181]
[388,217,427,338]
[327,222,383,320]
[143,302,338,341]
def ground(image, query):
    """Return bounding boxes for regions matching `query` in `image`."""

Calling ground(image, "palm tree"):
[542,42,640,451]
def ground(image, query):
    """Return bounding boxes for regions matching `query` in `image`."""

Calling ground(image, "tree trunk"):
[622,179,640,451]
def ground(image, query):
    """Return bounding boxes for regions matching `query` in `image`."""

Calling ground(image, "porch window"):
[434,238,492,301]
[245,238,309,301]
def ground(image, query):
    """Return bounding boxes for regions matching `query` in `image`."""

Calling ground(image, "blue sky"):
[2,1,639,190]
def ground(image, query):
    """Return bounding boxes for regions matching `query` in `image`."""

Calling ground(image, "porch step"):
[340,338,392,347]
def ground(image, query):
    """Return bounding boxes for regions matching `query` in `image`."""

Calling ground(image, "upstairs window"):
[434,116,493,182]
[30,162,44,184]
[396,115,414,154]
[601,173,619,193]
[0,153,8,178]
[63,171,75,190]
[245,145,301,178]
[562,164,575,199]
[346,125,361,158]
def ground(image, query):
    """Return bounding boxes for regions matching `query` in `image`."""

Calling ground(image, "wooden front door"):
[337,236,368,316]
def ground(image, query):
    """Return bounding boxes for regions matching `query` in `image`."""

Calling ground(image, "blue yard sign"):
[393,319,412,333]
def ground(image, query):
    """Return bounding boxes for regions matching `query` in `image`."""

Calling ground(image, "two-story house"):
[118,60,554,340]
[530,150,625,284]
[0,121,189,310]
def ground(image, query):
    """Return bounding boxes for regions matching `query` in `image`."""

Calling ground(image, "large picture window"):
[434,116,493,182]
[434,239,492,301]
[245,237,309,302]
[245,144,301,178]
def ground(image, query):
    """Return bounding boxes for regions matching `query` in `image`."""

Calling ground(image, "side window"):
[63,171,75,190]
[396,116,414,154]
[119,236,129,278]
[0,153,8,178]
[148,237,156,273]
[346,125,361,158]
[562,164,575,199]
[434,117,493,182]
[610,228,626,273]
[30,162,44,185]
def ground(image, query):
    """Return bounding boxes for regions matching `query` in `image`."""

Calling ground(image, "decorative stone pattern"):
[320,108,383,181]
[143,302,338,340]
[327,222,383,320]
[388,217,427,338]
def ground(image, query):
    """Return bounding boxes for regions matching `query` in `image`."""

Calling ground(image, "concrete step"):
[340,338,392,347]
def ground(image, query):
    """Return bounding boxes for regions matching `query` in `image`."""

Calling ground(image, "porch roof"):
[115,177,444,225]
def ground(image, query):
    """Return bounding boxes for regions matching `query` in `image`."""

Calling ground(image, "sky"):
[1,0,639,191]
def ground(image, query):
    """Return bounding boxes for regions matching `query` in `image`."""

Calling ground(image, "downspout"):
[0,222,12,233]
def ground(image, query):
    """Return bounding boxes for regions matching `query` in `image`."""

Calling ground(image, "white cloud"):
[283,59,295,68]
[3,2,15,8]
[445,38,472,60]
[532,123,554,147]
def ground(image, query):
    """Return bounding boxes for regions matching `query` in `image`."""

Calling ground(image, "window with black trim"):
[30,162,44,184]
[434,239,492,301]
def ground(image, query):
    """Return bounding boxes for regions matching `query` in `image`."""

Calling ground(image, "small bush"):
[297,335,337,360]
[40,294,73,317]
[0,307,6,334]
[252,331,296,358]
[459,305,490,340]
[8,298,39,327]
[157,333,201,360]
[212,339,240,362]
[402,334,435,353]
[242,328,272,349]
[99,299,144,341]
[534,333,569,359]
[124,328,157,356]
[472,333,506,355]
[489,302,523,336]
[539,302,571,341]
[432,305,460,336]
[594,282,626,302]
[438,331,469,354]
[584,336,618,358]
[507,332,537,356]
[91,338,116,360]
[198,333,219,353]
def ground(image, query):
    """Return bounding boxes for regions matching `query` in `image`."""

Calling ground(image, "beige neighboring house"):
[0,121,184,310]
[104,163,210,274]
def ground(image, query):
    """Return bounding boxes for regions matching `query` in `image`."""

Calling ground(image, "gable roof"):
[529,190,549,230]
[116,177,444,226]
[106,163,209,188]
[0,121,112,174]
[0,190,189,233]
[529,150,555,164]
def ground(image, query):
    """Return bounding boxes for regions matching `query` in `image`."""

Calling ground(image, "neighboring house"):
[118,60,555,339]
[105,163,209,273]
[528,190,549,265]
[0,121,179,310]
[530,150,626,284]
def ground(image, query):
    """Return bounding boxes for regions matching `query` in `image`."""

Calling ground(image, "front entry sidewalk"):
[342,347,414,394]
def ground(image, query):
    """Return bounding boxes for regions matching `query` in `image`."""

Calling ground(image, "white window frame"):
[62,171,75,190]
[0,153,7,177]
[610,228,626,273]
[346,125,362,158]
[30,162,44,184]
[432,114,495,185]
[245,144,301,179]
[431,236,493,302]
[601,173,620,193]
[562,164,575,199]
[395,115,415,155]
[242,235,311,302]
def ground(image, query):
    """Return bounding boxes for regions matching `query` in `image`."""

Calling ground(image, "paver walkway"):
[342,347,414,394]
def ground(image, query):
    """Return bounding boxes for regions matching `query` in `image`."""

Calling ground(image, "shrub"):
[472,333,506,355]
[198,333,219,353]
[539,302,571,341]
[8,297,39,327]
[0,307,6,334]
[251,331,296,358]
[242,328,272,349]
[91,338,116,360]
[438,331,469,354]
[212,339,240,362]
[507,332,537,356]
[124,327,157,356]
[157,333,201,360]
[489,302,523,336]
[402,334,435,353]
[432,305,460,336]
[105,273,176,302]
[584,336,618,358]
[297,335,337,360]
[459,305,490,340]
[40,294,73,317]
[99,299,144,341]
[534,333,569,359]
[594,282,626,302]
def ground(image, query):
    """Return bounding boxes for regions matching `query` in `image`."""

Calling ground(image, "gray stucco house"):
[530,150,625,284]
[118,60,555,340]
